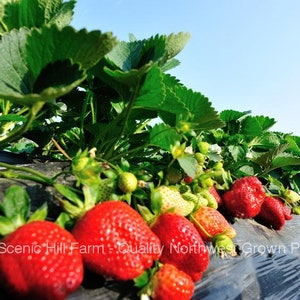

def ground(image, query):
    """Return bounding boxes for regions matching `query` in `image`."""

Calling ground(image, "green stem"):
[0,101,44,148]
[109,143,150,163]
[104,82,142,159]
[189,214,214,240]
[79,92,90,149]
[0,162,54,185]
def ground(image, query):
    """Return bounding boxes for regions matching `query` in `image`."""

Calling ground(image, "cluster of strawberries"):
[222,176,293,230]
[0,175,295,300]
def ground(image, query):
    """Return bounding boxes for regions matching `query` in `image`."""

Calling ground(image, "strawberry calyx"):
[212,233,237,259]
[0,185,48,237]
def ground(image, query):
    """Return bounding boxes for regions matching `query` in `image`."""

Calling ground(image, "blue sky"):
[71,0,300,135]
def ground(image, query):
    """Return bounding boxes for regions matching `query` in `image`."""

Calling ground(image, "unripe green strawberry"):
[150,263,195,300]
[117,172,138,193]
[195,152,206,164]
[98,178,116,202]
[197,141,210,154]
[213,161,223,171]
[154,185,195,216]
[199,177,214,189]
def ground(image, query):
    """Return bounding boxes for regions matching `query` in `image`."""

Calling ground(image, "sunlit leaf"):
[0,26,116,105]
[150,123,181,151]
[0,0,75,33]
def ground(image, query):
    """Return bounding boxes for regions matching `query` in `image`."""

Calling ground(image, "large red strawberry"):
[150,213,209,282]
[0,220,83,300]
[191,206,236,242]
[222,176,266,218]
[255,196,293,230]
[150,263,195,300]
[72,200,161,281]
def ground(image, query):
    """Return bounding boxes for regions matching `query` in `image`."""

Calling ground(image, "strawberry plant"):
[0,0,300,300]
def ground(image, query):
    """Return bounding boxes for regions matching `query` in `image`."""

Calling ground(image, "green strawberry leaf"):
[241,115,276,139]
[270,153,300,171]
[164,32,191,63]
[285,135,300,155]
[173,85,225,130]
[149,123,181,151]
[253,143,290,173]
[133,65,165,109]
[0,0,75,33]
[220,109,247,122]
[28,202,48,222]
[0,185,30,222]
[32,59,85,94]
[134,270,150,289]
[105,39,145,71]
[103,62,153,87]
[0,215,15,236]
[228,145,246,162]
[0,25,116,105]
[177,154,197,178]
[55,212,74,229]
[0,114,26,123]
[54,183,84,208]
[249,132,282,149]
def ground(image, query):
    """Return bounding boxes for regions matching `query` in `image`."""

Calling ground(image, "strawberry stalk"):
[0,162,54,185]
[189,214,214,240]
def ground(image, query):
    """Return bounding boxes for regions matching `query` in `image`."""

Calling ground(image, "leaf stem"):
[0,101,44,148]
[0,162,54,185]
[104,81,142,159]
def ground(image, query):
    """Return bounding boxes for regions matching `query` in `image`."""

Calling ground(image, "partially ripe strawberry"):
[255,196,293,230]
[191,206,236,242]
[208,185,223,206]
[150,263,195,300]
[151,213,209,282]
[153,185,194,216]
[222,176,266,218]
[0,221,83,300]
[72,201,161,281]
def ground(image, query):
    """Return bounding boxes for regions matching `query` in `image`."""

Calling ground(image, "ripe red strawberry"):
[150,263,195,300]
[191,206,236,242]
[72,201,161,281]
[222,176,266,218]
[151,213,209,282]
[255,196,293,230]
[0,220,83,300]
